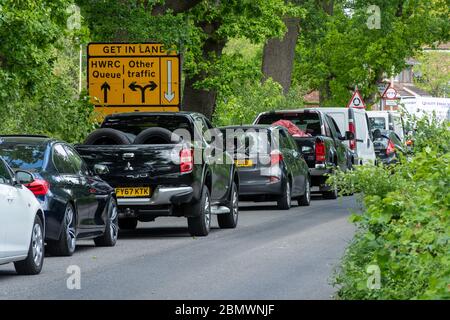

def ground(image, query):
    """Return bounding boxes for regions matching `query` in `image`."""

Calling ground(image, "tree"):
[78,0,292,119]
[414,51,450,97]
[293,0,450,106]
[262,17,301,94]
[0,0,94,142]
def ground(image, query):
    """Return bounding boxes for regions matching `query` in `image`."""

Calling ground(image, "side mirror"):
[94,164,109,175]
[15,170,34,185]
[344,131,355,141]
[372,129,382,140]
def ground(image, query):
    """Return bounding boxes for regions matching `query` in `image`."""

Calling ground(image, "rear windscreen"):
[0,143,46,171]
[102,115,193,136]
[369,117,386,130]
[256,113,322,136]
[222,129,271,155]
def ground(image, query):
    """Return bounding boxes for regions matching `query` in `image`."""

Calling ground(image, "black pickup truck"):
[253,109,354,199]
[75,112,239,236]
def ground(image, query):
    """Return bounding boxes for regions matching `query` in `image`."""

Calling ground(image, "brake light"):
[25,179,50,196]
[386,140,395,155]
[270,150,283,166]
[180,148,194,173]
[315,140,326,162]
[348,121,356,150]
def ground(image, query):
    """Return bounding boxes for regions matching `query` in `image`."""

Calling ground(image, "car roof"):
[0,135,55,146]
[259,109,322,114]
[104,112,197,120]
[219,125,273,130]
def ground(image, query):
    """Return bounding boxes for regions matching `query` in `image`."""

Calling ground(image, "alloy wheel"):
[32,223,43,267]
[66,206,76,252]
[110,202,119,242]
[204,193,211,228]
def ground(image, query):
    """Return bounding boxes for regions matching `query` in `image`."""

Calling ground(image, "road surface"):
[0,195,358,299]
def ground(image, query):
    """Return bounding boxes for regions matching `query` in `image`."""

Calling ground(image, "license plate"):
[115,187,151,198]
[235,159,253,167]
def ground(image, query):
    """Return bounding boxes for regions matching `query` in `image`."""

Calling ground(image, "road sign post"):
[87,43,181,118]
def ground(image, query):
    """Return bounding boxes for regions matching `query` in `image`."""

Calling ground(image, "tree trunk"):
[261,17,300,94]
[182,22,225,119]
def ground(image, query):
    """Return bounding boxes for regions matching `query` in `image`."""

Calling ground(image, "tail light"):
[386,140,395,155]
[348,121,356,150]
[180,148,194,173]
[25,179,50,196]
[315,140,326,163]
[270,150,283,166]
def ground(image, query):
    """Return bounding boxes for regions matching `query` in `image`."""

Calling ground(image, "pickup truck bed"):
[75,112,239,236]
[254,109,353,199]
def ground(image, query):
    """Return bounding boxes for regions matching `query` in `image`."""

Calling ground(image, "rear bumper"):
[117,186,193,207]
[238,179,283,202]
[309,165,332,188]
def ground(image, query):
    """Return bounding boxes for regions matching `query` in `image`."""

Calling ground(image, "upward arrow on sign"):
[101,82,111,103]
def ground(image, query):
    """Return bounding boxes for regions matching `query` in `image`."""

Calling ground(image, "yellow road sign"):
[87,43,180,112]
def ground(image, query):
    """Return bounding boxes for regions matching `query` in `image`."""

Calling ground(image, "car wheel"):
[14,215,45,275]
[94,198,119,247]
[187,187,211,236]
[218,182,239,229]
[322,183,338,199]
[118,218,138,230]
[277,179,291,210]
[47,203,77,257]
[297,178,311,206]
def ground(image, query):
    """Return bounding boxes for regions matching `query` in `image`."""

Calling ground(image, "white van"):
[317,108,376,165]
[367,111,405,141]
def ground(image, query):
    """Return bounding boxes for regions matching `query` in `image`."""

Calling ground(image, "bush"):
[329,119,450,300]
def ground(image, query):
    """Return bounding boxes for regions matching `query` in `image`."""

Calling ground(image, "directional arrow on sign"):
[101,82,111,103]
[164,60,175,102]
[129,81,158,103]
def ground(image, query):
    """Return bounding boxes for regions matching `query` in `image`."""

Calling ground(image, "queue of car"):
[0,108,407,275]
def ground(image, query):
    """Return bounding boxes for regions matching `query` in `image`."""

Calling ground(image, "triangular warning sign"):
[347,89,366,109]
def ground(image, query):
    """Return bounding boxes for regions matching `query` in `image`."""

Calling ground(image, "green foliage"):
[294,0,450,106]
[414,51,450,97]
[0,0,94,143]
[328,118,450,299]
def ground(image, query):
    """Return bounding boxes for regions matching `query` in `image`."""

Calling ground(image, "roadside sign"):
[383,87,398,100]
[87,43,181,116]
[377,82,390,96]
[385,99,398,106]
[347,89,366,109]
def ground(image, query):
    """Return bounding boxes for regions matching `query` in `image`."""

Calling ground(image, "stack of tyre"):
[83,126,181,231]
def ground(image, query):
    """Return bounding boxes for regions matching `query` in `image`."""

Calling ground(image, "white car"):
[0,157,45,275]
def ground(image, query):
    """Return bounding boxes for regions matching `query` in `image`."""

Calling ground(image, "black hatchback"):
[220,125,311,210]
[0,135,118,256]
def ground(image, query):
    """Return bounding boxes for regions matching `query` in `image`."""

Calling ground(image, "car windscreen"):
[102,115,193,137]
[256,113,322,136]
[0,143,46,171]
[369,117,386,130]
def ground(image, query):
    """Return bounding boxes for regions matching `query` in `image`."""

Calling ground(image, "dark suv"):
[0,135,118,256]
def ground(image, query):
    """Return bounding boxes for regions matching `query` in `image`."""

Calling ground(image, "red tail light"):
[315,140,326,162]
[348,121,356,150]
[270,150,283,166]
[25,179,50,196]
[386,140,395,155]
[180,148,194,173]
